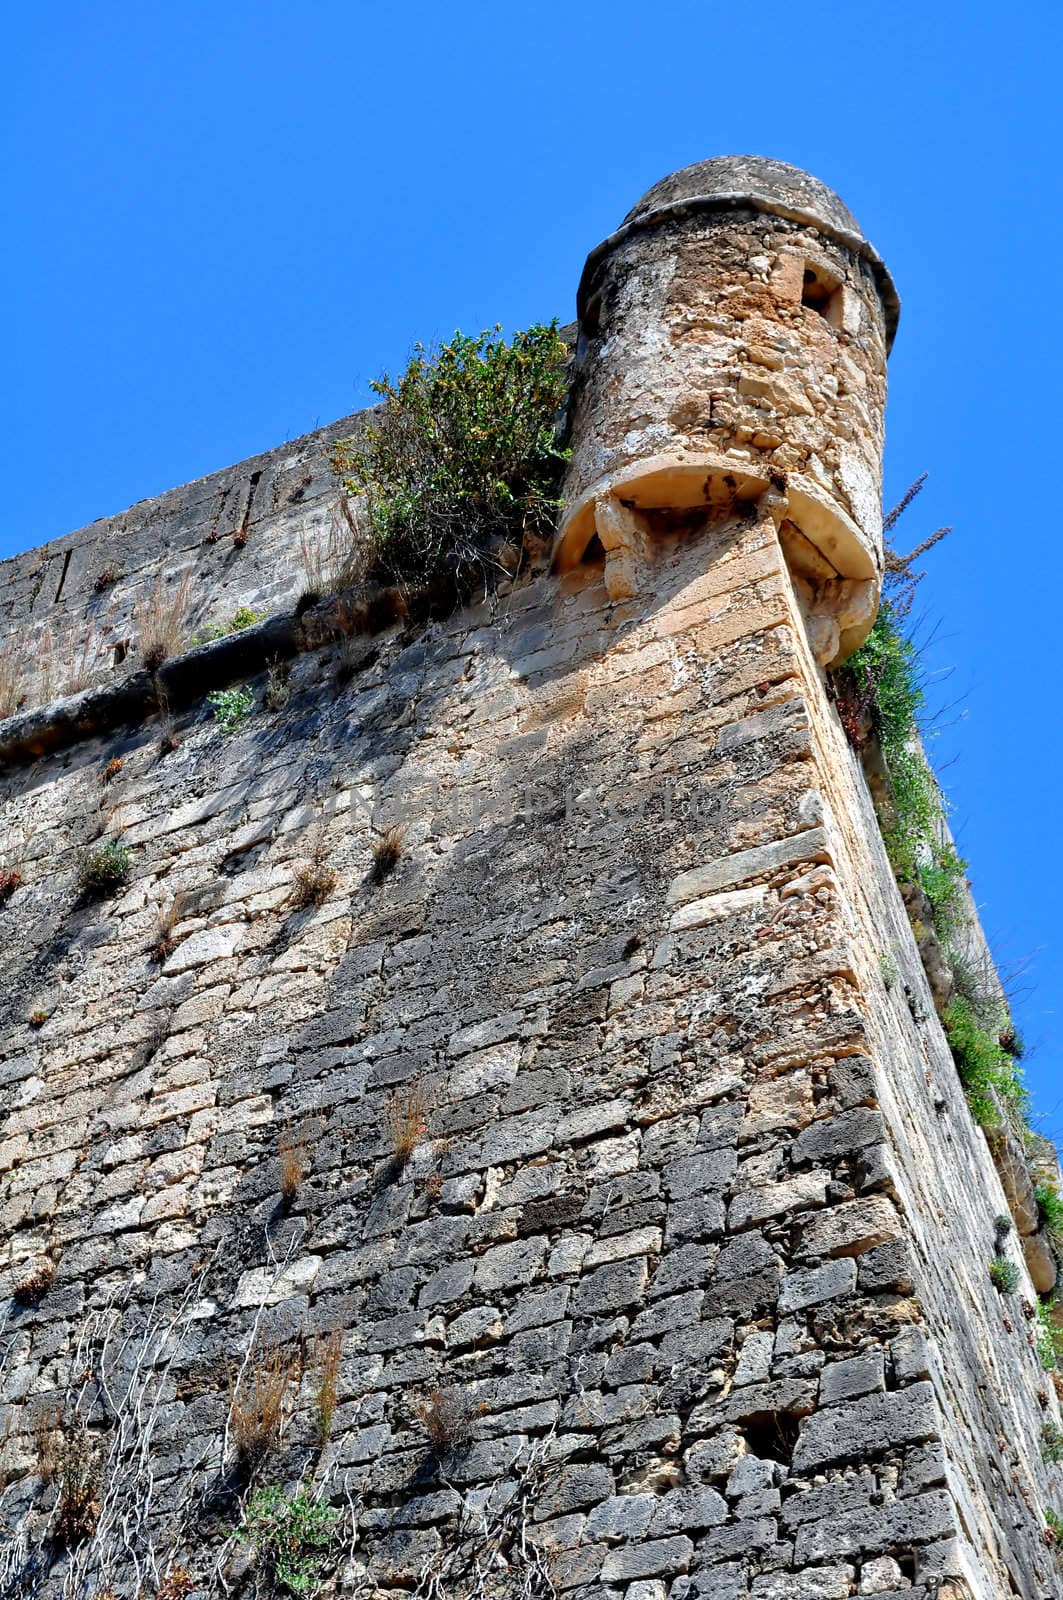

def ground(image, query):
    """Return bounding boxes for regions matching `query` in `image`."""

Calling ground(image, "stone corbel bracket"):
[554,451,880,665]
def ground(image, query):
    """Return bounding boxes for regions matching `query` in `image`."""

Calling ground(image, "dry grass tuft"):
[149,894,183,964]
[14,1258,56,1306]
[311,1330,343,1446]
[298,500,372,610]
[0,638,26,719]
[385,1081,428,1170]
[36,1413,106,1547]
[139,571,193,672]
[156,1568,195,1600]
[412,1386,474,1453]
[230,1346,298,1471]
[290,830,337,909]
[368,825,405,886]
[264,657,291,712]
[278,1126,307,1203]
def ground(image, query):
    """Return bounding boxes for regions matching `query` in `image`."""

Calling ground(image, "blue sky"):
[4,1,1062,1133]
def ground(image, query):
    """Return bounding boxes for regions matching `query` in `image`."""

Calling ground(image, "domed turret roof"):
[581,155,899,348]
[624,156,862,239]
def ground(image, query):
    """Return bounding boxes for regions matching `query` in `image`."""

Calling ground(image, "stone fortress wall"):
[0,158,1060,1600]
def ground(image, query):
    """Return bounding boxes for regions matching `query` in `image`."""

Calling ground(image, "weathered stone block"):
[794,1196,901,1259]
[793,1490,955,1563]
[792,1382,938,1471]
[778,1257,857,1313]
[599,1538,693,1582]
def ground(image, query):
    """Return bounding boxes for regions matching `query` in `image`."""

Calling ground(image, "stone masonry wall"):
[0,411,362,713]
[2,489,1060,1600]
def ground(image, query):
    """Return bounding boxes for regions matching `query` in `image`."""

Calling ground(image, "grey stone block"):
[792,1107,885,1164]
[537,1462,615,1517]
[857,1239,914,1293]
[725,1456,775,1498]
[600,1538,693,1582]
[890,1327,931,1385]
[648,1485,727,1534]
[573,1258,649,1314]
[751,1566,852,1599]
[793,1489,955,1563]
[819,1350,885,1404]
[778,1260,858,1312]
[586,1493,658,1541]
[792,1382,937,1471]
[418,1258,474,1307]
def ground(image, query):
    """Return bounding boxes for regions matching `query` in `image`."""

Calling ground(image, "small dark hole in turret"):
[802,268,834,315]
[742,1411,801,1465]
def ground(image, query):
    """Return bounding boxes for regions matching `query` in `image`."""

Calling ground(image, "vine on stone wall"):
[832,478,1063,1305]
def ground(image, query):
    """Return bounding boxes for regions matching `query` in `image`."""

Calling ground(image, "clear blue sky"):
[5,2,1062,1134]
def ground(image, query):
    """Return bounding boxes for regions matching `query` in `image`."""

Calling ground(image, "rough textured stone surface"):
[0,156,1060,1600]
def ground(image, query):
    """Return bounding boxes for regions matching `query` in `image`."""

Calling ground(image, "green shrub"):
[207,685,256,733]
[190,605,267,648]
[989,1256,1020,1294]
[329,323,569,596]
[1043,1424,1063,1464]
[239,1485,338,1595]
[76,842,132,899]
[1037,1181,1063,1240]
[840,602,968,943]
[943,995,1027,1130]
[1037,1302,1063,1370]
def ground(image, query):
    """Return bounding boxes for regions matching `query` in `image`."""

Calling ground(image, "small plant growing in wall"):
[328,323,569,598]
[229,1345,298,1472]
[13,1257,56,1306]
[877,949,899,992]
[1042,1423,1063,1463]
[290,831,337,909]
[311,1331,343,1447]
[368,824,404,886]
[239,1485,338,1595]
[156,1567,195,1600]
[28,1008,49,1029]
[412,1386,475,1454]
[0,868,22,906]
[1036,1181,1063,1255]
[190,605,267,647]
[0,637,27,719]
[1037,1303,1063,1371]
[208,685,256,734]
[385,1081,428,1171]
[76,841,132,900]
[264,658,291,712]
[989,1257,1021,1295]
[277,1126,306,1204]
[944,995,1027,1132]
[36,1417,107,1548]
[99,756,124,784]
[139,571,192,672]
[149,894,183,963]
